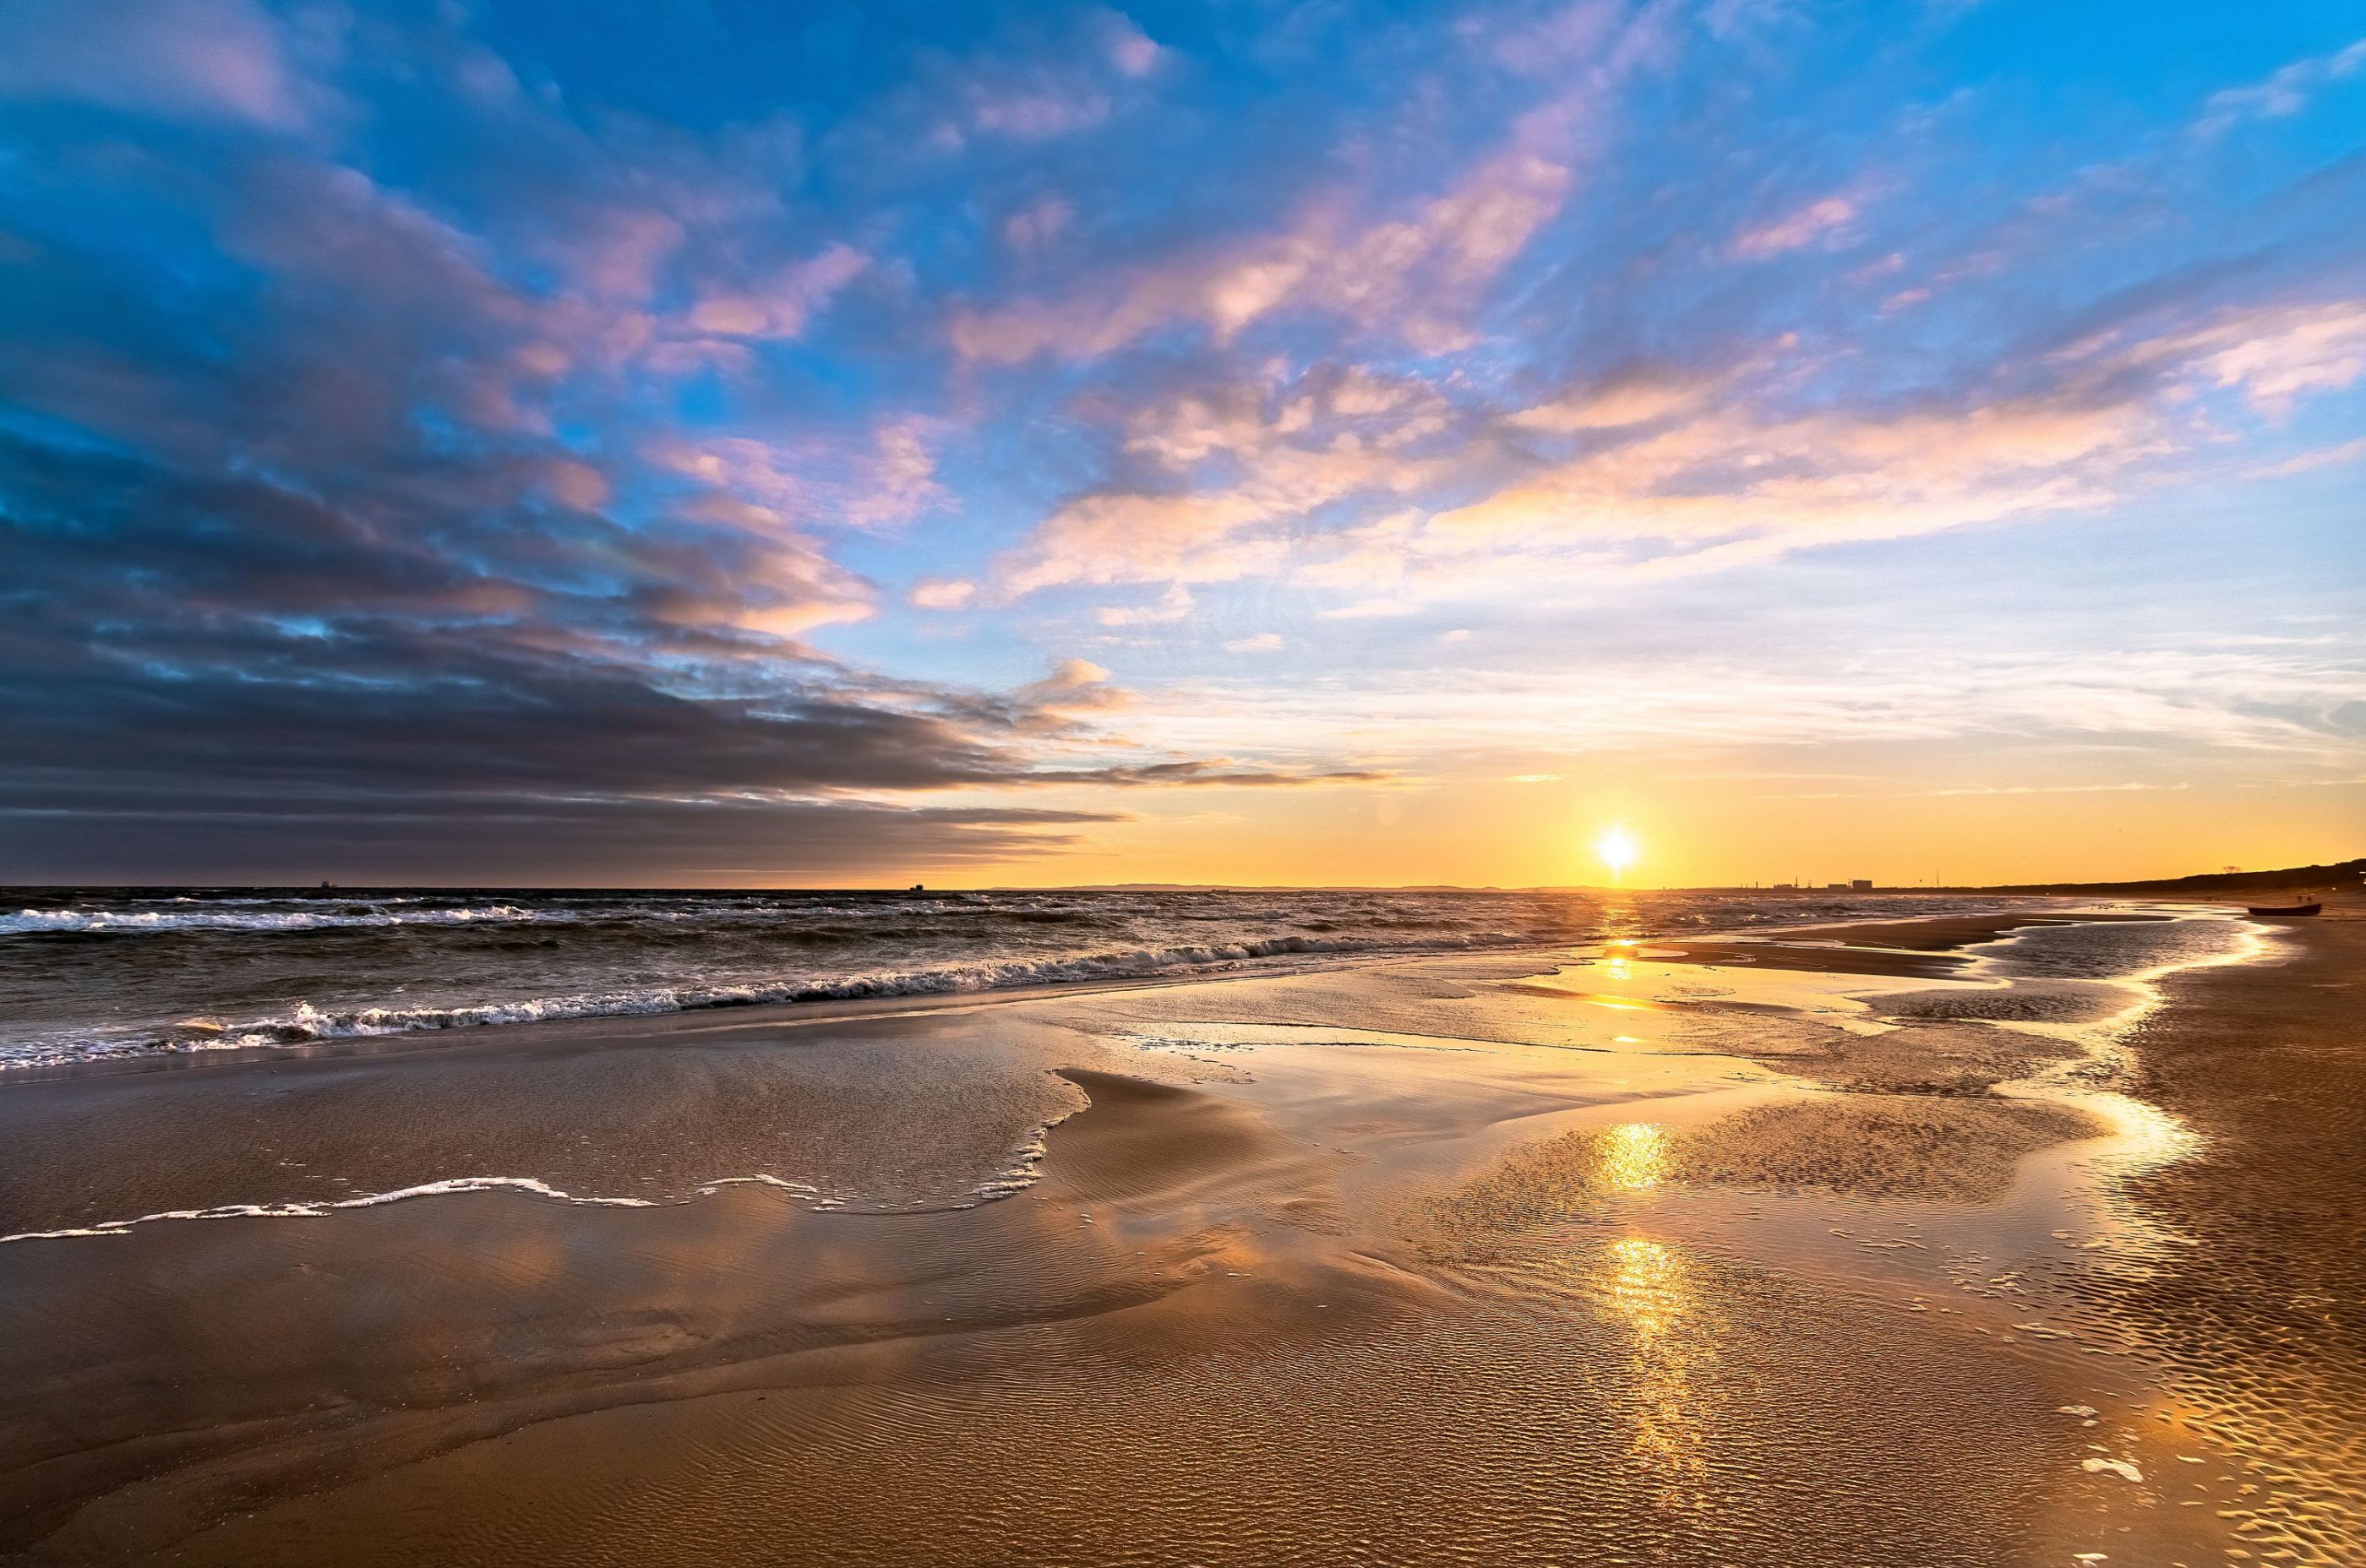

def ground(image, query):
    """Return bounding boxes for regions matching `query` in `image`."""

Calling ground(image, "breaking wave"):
[4,928,1531,1068]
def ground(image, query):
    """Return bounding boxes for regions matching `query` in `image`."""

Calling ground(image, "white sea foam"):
[3,929,1539,1068]
[0,1176,658,1244]
[1,904,545,934]
[3,1119,1075,1242]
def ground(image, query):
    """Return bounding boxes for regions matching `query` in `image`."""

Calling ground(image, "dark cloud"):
[0,424,1348,878]
[0,10,1383,883]
[1041,761,1394,788]
[0,793,1121,885]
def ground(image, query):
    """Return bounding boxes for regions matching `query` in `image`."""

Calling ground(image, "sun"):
[1596,825,1639,883]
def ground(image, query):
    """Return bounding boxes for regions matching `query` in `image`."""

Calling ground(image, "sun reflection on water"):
[1597,1122,1670,1193]
[1600,1235,1713,1505]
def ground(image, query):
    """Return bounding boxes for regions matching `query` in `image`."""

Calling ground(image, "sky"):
[0,0,2360,889]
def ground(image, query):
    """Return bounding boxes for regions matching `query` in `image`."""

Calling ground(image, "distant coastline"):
[4,857,2358,897]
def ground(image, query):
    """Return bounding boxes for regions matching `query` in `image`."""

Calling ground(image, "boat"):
[2246,901,2322,917]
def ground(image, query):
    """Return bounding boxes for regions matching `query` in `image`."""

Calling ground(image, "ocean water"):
[1,885,2086,1070]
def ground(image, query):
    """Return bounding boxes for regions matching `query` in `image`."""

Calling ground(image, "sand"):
[1,900,2357,1565]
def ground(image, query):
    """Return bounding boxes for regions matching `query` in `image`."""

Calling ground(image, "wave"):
[5,900,1216,939]
[1,1119,1083,1244]
[2,904,548,934]
[7,928,1540,1067]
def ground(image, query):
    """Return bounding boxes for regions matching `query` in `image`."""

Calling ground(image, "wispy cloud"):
[1731,193,1860,259]
[2193,36,2366,138]
[0,0,316,128]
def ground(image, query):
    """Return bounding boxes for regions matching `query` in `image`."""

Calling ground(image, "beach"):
[2,897,2358,1565]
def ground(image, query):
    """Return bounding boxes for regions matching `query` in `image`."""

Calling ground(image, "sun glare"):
[1597,825,1640,882]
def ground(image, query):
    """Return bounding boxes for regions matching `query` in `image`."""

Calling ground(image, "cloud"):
[1113,637,2365,769]
[952,143,1576,359]
[1034,760,1391,788]
[968,86,1114,140]
[1012,657,1128,721]
[1096,585,1196,626]
[684,243,870,341]
[1101,13,1163,79]
[2085,297,2366,414]
[1731,194,1859,259]
[545,460,613,512]
[911,578,979,609]
[947,11,1663,362]
[870,8,1167,155]
[2252,435,2366,476]
[0,790,1126,885]
[2193,37,2366,139]
[0,422,1370,865]
[0,0,313,128]
[978,280,2366,618]
[1002,195,1075,253]
[1426,389,2160,565]
[1503,363,1741,433]
[652,417,949,539]
[0,17,1404,879]
[985,372,1454,596]
[1223,633,1284,653]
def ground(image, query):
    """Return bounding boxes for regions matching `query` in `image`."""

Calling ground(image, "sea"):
[0,885,2151,1071]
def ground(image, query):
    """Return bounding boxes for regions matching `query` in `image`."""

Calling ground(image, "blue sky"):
[0,0,2359,885]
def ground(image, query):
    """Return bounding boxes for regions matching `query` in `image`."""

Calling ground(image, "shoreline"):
[0,901,2256,1244]
[0,893,2223,1087]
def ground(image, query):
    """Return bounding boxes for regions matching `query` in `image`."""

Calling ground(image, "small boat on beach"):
[2246,901,2322,917]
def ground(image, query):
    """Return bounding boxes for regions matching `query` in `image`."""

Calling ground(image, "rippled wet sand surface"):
[2007,917,2366,1563]
[1,903,2352,1565]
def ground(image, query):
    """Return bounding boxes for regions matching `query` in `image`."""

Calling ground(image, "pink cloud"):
[651,416,948,534]
[684,243,869,342]
[544,460,611,512]
[0,0,313,128]
[969,87,1113,139]
[2115,299,2366,414]
[570,209,688,303]
[1095,585,1196,626]
[949,25,1655,363]
[983,287,2366,618]
[989,378,1447,596]
[2252,436,2366,476]
[911,578,979,610]
[1102,13,1163,78]
[1002,196,1076,254]
[1731,195,1859,259]
[1505,365,1739,433]
[951,152,1573,362]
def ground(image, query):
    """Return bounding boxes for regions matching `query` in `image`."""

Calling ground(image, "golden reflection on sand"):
[2079,1089,2200,1172]
[1596,1121,1669,1193]
[1600,1235,1713,1507]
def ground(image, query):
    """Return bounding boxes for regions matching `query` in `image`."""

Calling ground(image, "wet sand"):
[1,901,2357,1565]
